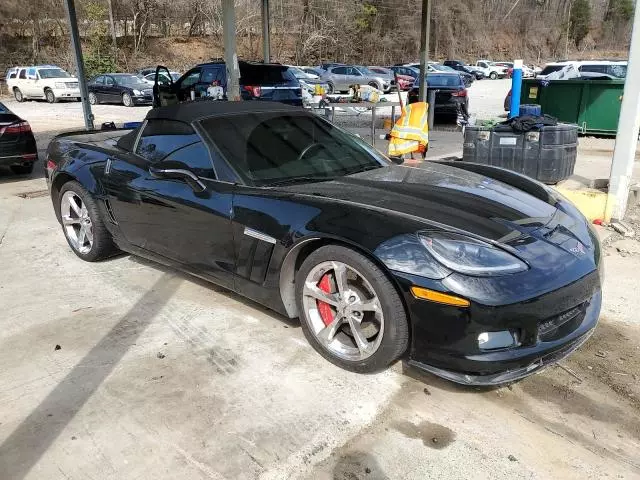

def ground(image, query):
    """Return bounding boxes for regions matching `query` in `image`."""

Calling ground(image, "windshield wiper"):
[265,176,338,187]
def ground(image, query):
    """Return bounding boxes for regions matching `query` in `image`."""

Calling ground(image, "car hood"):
[282,163,558,243]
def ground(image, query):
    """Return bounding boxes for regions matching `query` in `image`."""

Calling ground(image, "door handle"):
[149,165,207,193]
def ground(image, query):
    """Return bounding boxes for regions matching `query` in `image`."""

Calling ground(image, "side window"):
[164,141,215,178]
[94,76,104,85]
[579,65,605,74]
[19,69,26,79]
[201,68,216,85]
[9,72,16,79]
[180,69,202,89]
[27,68,36,78]
[332,66,347,75]
[105,76,115,86]
[350,67,362,76]
[135,119,200,163]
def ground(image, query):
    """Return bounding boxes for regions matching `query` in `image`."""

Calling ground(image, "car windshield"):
[201,112,387,186]
[288,67,309,79]
[114,75,147,86]
[356,66,377,75]
[38,68,71,79]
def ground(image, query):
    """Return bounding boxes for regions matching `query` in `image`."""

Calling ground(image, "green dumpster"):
[520,79,625,136]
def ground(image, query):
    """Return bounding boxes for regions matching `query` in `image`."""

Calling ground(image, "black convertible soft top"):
[146,100,305,123]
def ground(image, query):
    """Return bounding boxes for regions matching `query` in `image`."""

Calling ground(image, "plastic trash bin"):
[462,123,578,184]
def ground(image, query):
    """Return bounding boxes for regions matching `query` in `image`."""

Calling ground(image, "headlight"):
[418,232,528,276]
[132,89,142,95]
[54,82,66,89]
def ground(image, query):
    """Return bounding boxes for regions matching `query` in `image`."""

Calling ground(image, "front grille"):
[538,303,587,341]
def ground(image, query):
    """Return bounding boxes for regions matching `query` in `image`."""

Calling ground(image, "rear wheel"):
[10,163,34,175]
[122,93,133,107]
[295,245,409,373]
[58,181,118,262]
[45,88,57,103]
[88,92,98,105]
[13,88,24,102]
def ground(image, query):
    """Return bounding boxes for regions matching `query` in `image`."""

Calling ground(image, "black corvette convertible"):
[45,102,601,385]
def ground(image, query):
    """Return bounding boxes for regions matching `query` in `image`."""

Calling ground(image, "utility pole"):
[606,0,640,221]
[418,0,431,103]
[222,0,240,101]
[261,0,270,62]
[63,0,94,130]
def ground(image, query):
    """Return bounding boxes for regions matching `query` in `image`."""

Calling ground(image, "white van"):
[6,65,81,103]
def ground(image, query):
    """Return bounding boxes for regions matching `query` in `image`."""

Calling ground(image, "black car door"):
[104,76,119,103]
[103,119,236,289]
[90,75,104,101]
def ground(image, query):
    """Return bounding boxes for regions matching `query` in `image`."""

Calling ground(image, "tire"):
[490,72,497,80]
[13,88,24,102]
[45,89,57,103]
[122,93,134,107]
[58,181,118,262]
[10,163,34,175]
[295,245,409,373]
[88,92,98,105]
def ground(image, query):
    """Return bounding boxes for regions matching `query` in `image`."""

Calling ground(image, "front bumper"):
[395,268,601,386]
[132,94,153,105]
[51,87,80,99]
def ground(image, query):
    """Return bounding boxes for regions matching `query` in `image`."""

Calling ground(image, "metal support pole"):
[261,0,270,63]
[606,0,640,221]
[222,0,240,101]
[427,89,436,131]
[509,59,523,118]
[418,0,432,103]
[63,0,94,130]
[371,105,376,144]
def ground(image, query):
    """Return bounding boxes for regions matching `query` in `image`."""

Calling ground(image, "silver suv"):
[321,65,394,94]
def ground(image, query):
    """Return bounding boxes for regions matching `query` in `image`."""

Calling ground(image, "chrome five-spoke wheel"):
[60,190,94,254]
[302,260,385,361]
[296,245,408,373]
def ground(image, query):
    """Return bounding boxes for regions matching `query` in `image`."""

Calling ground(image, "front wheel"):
[88,92,98,105]
[45,89,57,103]
[295,245,409,373]
[122,93,134,107]
[490,72,498,80]
[58,181,118,262]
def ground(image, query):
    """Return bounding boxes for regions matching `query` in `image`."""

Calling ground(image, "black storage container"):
[462,123,578,184]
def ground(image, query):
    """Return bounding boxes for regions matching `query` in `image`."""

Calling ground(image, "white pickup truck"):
[6,65,81,103]
[474,60,508,80]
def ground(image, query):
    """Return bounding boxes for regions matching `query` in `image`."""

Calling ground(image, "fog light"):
[478,331,518,350]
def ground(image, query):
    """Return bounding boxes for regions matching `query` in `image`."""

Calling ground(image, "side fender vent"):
[103,199,118,224]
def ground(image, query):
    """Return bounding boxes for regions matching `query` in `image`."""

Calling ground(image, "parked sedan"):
[321,65,394,93]
[88,74,153,107]
[45,101,601,385]
[407,72,469,118]
[0,102,37,174]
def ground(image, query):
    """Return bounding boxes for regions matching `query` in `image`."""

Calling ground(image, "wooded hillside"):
[0,0,634,75]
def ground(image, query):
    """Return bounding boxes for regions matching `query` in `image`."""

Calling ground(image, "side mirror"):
[149,161,206,192]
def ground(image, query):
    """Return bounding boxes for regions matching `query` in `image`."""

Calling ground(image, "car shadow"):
[125,254,301,329]
[0,273,182,480]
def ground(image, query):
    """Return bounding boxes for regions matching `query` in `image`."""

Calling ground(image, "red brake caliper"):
[317,273,335,326]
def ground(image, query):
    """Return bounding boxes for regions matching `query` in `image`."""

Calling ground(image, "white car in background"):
[537,60,627,79]
[474,60,508,79]
[6,65,80,103]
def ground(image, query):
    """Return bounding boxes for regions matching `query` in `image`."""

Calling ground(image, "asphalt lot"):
[1,81,639,479]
